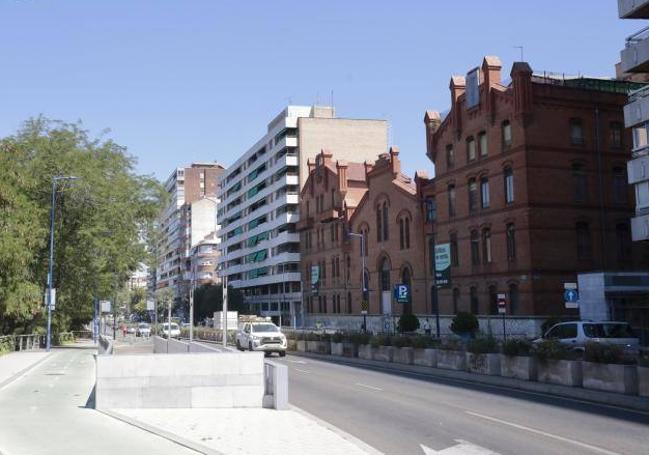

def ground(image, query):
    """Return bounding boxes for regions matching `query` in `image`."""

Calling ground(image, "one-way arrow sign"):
[421,440,500,454]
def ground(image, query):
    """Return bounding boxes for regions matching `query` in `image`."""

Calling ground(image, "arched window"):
[347,291,352,314]
[380,258,390,292]
[572,163,588,202]
[470,230,480,265]
[504,166,514,204]
[488,285,498,315]
[382,201,389,241]
[506,223,516,261]
[502,120,512,148]
[470,286,479,314]
[376,205,382,242]
[482,228,492,263]
[467,136,476,161]
[508,283,519,315]
[468,178,478,212]
[346,255,351,283]
[399,214,412,250]
[448,184,456,217]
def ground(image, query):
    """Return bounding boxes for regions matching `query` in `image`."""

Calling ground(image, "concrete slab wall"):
[153,336,227,354]
[95,351,264,409]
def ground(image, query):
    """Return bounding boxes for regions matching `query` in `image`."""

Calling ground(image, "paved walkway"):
[0,346,200,455]
[113,407,377,455]
[0,351,50,387]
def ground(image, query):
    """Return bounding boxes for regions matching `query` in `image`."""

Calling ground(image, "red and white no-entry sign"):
[497,293,507,314]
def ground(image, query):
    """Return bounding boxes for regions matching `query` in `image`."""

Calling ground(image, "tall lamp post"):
[46,175,79,352]
[348,232,367,332]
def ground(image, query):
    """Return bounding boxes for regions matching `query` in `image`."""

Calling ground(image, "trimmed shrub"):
[450,312,479,336]
[370,334,392,348]
[502,338,532,357]
[392,336,413,348]
[331,332,344,343]
[438,338,464,351]
[533,340,578,361]
[583,342,632,365]
[467,336,499,354]
[411,336,438,349]
[398,314,420,333]
[349,332,371,346]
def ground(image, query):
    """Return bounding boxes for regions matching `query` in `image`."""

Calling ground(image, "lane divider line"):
[465,411,622,455]
[354,383,383,392]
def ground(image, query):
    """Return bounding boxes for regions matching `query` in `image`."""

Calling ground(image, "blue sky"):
[0,1,640,180]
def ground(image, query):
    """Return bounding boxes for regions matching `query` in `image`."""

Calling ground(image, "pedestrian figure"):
[423,318,431,336]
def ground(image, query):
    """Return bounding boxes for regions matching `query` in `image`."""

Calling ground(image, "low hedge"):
[532,340,579,361]
[467,336,499,354]
[583,342,634,365]
[502,338,533,357]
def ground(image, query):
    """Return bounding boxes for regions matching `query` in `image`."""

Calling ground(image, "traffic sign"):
[497,293,506,314]
[393,283,410,304]
[564,282,579,309]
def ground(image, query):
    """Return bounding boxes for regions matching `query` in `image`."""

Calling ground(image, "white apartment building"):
[216,105,387,326]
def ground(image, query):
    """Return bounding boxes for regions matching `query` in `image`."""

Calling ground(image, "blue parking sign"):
[393,284,410,304]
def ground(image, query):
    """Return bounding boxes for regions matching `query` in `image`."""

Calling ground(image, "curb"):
[0,351,54,391]
[290,404,384,455]
[291,351,649,414]
[96,408,224,455]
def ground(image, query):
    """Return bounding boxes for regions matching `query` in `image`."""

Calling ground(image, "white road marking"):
[465,411,622,455]
[294,368,311,373]
[288,359,307,364]
[354,382,383,391]
[421,440,500,454]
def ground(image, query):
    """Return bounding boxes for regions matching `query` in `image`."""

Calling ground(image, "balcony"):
[631,212,649,241]
[621,26,649,73]
[625,86,649,128]
[619,0,649,18]
[628,154,649,184]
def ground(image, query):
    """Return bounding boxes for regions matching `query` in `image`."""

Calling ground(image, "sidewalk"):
[108,407,380,455]
[0,350,51,388]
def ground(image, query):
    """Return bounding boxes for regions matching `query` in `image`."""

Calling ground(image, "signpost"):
[497,293,507,341]
[393,283,411,304]
[564,282,579,309]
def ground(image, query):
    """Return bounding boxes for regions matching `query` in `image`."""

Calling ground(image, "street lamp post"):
[348,232,367,333]
[45,175,78,352]
[189,252,196,349]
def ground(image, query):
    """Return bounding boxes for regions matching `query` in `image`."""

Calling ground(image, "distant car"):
[536,321,639,355]
[160,322,181,339]
[127,325,137,335]
[236,322,287,357]
[137,323,151,337]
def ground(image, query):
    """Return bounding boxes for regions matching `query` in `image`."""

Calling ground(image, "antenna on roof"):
[514,45,524,61]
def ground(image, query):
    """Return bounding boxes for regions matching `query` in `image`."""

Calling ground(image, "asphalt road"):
[0,346,199,455]
[277,355,649,455]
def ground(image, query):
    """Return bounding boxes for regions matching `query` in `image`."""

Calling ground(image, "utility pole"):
[45,175,78,352]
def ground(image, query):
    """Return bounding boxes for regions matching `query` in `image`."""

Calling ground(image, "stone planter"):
[372,346,394,362]
[287,339,297,351]
[537,360,582,387]
[358,344,375,360]
[500,355,537,381]
[466,352,501,376]
[297,340,306,352]
[331,342,343,356]
[342,342,359,358]
[413,348,437,367]
[638,366,649,397]
[392,347,414,365]
[582,362,638,395]
[436,350,466,371]
[307,340,331,354]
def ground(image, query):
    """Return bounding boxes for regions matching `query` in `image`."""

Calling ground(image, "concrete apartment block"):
[95,351,264,409]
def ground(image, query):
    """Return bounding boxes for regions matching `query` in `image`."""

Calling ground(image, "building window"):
[323,295,328,313]
[489,285,498,315]
[346,255,351,283]
[480,177,490,209]
[331,258,336,280]
[610,122,623,148]
[380,258,390,292]
[399,219,405,250]
[425,198,437,222]
[482,228,492,264]
[347,291,352,314]
[382,202,389,241]
[502,120,512,149]
[570,118,584,145]
[428,236,436,274]
[509,284,519,315]
[467,137,476,162]
[470,286,479,314]
[504,167,514,204]
[479,132,488,157]
[576,222,592,260]
[452,288,460,314]
[331,189,335,209]
[572,163,588,202]
[616,223,632,264]
[448,184,456,217]
[446,144,455,168]
[468,178,478,212]
[613,167,628,204]
[450,232,459,267]
[405,218,410,249]
[376,205,382,242]
[330,224,335,242]
[306,200,310,215]
[633,123,649,152]
[506,223,516,261]
[470,230,480,265]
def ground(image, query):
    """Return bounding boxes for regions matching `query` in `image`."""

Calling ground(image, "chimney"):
[450,76,465,135]
[389,146,401,175]
[511,62,533,116]
[482,56,502,88]
[336,160,348,192]
[423,111,441,161]
[364,161,373,180]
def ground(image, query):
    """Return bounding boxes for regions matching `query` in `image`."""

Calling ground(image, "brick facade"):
[422,56,640,317]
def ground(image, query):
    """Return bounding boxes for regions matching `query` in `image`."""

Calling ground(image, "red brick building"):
[422,56,640,317]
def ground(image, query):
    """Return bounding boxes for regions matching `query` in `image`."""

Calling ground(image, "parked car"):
[137,322,151,337]
[127,325,137,335]
[236,322,287,357]
[537,321,639,355]
[160,322,181,339]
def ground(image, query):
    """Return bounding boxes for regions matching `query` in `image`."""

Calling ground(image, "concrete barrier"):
[263,360,288,410]
[98,335,113,355]
[95,351,265,409]
[153,336,229,354]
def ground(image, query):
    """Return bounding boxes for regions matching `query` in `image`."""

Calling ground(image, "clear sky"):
[0,0,640,180]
